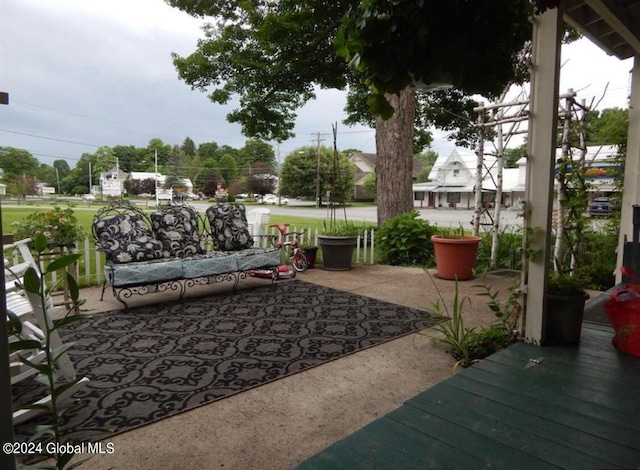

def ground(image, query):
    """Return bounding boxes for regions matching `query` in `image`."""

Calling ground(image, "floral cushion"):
[206,204,254,251]
[151,206,204,258]
[93,214,164,264]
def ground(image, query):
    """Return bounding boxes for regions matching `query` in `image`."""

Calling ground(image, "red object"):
[604,288,640,357]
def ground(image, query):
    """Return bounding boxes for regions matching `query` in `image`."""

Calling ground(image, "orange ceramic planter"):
[431,235,482,280]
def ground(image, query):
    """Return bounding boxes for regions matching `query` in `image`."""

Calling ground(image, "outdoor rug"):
[13,279,439,445]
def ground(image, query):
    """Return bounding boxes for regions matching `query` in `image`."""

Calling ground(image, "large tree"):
[167,0,544,224]
[280,146,354,204]
[0,147,40,181]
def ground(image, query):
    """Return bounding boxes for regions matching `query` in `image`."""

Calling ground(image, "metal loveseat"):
[92,200,280,307]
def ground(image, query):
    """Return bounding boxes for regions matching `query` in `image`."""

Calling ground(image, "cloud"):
[0,0,633,169]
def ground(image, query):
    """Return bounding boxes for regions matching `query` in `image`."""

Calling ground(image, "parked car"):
[262,194,289,205]
[588,197,614,216]
[81,194,95,201]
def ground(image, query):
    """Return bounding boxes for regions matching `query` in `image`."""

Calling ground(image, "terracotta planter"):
[431,235,482,281]
[318,235,357,271]
[545,293,589,345]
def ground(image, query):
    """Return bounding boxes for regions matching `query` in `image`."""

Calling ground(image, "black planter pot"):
[302,246,318,269]
[318,235,357,271]
[545,293,589,344]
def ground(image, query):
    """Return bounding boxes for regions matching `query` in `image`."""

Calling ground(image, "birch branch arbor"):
[471,89,595,270]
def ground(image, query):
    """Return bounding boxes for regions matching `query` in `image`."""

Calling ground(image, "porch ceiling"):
[563,0,640,60]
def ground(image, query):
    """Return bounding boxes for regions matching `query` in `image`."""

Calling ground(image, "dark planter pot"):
[318,235,357,271]
[302,246,319,269]
[431,235,482,281]
[545,293,589,345]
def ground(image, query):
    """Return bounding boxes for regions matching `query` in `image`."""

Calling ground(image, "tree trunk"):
[375,88,416,225]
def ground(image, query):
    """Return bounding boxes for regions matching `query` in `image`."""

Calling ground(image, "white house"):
[98,168,127,197]
[412,148,500,209]
[413,145,621,210]
[129,172,166,187]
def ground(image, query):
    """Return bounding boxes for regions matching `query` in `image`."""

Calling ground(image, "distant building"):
[35,183,56,196]
[98,168,127,197]
[412,145,621,209]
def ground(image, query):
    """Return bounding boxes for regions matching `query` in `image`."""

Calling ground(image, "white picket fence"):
[5,228,377,288]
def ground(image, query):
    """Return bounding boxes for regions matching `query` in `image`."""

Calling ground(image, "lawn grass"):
[2,204,378,288]
[1,206,332,238]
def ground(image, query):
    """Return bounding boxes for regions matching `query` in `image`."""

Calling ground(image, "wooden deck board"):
[406,383,635,468]
[296,324,640,469]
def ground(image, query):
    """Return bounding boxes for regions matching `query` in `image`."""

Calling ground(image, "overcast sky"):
[0,0,635,169]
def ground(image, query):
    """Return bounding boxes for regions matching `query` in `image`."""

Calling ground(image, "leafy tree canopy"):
[335,0,535,118]
[586,107,629,147]
[280,146,354,204]
[0,147,40,181]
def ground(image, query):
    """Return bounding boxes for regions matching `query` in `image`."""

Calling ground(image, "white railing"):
[5,228,377,288]
[262,226,376,265]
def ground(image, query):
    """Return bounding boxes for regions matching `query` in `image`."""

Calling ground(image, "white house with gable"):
[413,145,621,210]
[412,148,504,209]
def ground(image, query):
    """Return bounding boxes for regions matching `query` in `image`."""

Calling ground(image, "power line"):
[0,129,100,148]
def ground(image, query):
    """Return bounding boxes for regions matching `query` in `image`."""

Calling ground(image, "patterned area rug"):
[13,280,439,444]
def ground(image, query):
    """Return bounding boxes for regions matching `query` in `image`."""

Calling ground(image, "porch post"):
[521,8,563,344]
[616,56,640,283]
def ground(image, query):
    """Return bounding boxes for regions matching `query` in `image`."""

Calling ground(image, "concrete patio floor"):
[62,265,522,469]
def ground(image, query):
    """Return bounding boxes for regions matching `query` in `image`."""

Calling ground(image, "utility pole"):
[313,131,329,207]
[88,161,92,195]
[155,150,159,208]
[276,143,282,206]
[55,167,60,195]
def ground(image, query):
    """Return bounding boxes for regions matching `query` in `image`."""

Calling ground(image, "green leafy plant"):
[546,271,587,297]
[335,0,536,117]
[475,227,524,272]
[12,207,84,246]
[432,224,466,239]
[474,273,521,349]
[9,233,88,469]
[377,211,436,266]
[429,271,521,368]
[321,220,360,237]
[429,277,475,368]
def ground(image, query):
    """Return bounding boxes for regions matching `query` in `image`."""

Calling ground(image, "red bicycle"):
[269,223,308,273]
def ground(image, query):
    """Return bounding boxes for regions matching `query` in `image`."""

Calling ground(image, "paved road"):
[259,202,524,230]
[3,197,524,230]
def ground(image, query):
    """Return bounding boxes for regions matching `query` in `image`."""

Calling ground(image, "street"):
[257,202,524,230]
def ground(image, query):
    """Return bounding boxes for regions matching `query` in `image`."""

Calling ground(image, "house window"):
[447,192,461,203]
[453,169,460,177]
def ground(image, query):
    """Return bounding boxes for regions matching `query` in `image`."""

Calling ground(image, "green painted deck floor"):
[297,323,640,469]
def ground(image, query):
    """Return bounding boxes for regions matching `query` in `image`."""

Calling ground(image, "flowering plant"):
[12,207,84,246]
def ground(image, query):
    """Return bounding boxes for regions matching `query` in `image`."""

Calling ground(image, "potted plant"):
[545,271,589,345]
[317,124,358,271]
[318,221,359,271]
[12,206,84,248]
[301,244,319,269]
[431,226,482,281]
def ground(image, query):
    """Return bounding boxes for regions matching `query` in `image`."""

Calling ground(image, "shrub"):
[376,211,436,266]
[12,206,84,246]
[573,230,617,291]
[475,227,523,272]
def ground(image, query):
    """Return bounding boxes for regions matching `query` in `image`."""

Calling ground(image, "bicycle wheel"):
[291,251,308,273]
